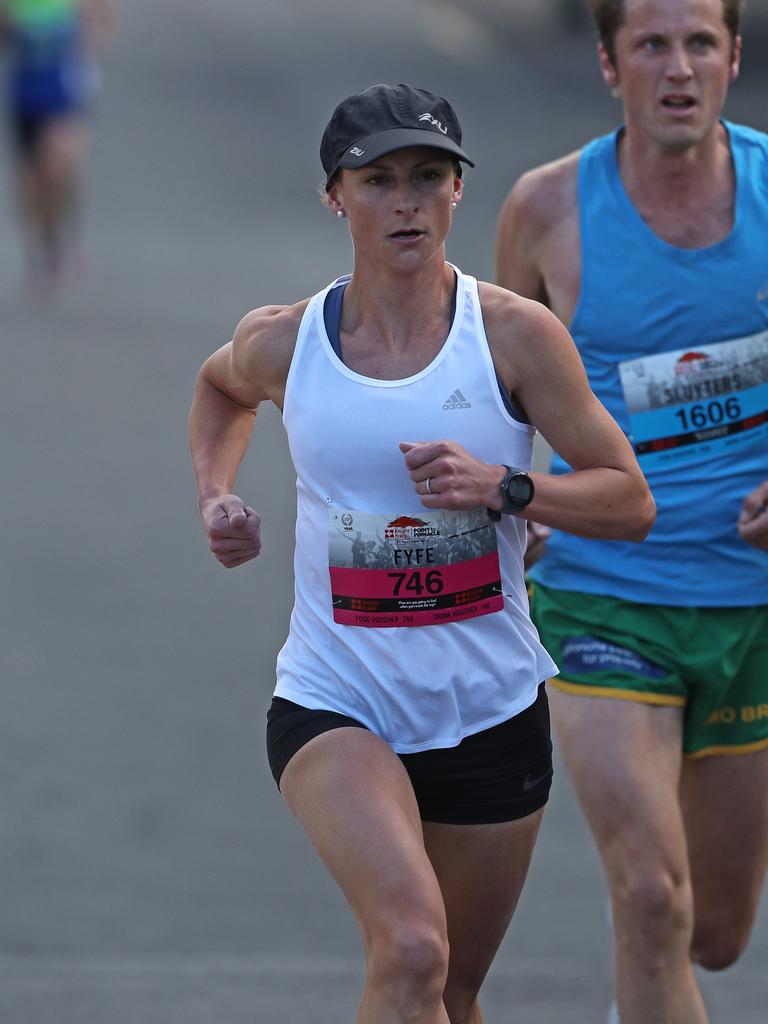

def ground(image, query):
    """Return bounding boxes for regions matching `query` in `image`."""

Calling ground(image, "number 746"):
[387,570,444,596]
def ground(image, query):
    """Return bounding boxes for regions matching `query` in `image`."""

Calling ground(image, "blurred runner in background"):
[1,0,113,291]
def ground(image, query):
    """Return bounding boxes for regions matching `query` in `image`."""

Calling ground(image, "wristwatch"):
[487,465,535,521]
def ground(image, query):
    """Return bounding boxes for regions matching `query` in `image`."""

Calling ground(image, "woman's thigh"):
[279,726,447,944]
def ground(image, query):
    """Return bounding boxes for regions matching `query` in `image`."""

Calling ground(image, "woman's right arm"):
[188,304,299,568]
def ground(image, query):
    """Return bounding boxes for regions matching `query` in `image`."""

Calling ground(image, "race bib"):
[618,331,768,470]
[328,507,503,628]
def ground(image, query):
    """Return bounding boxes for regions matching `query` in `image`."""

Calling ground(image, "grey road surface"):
[1,2,766,1021]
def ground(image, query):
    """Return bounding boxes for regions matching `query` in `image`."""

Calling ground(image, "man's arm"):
[496,156,583,565]
[495,171,549,303]
[189,303,301,568]
[495,153,579,304]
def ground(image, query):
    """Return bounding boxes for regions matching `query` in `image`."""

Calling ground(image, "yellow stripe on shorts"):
[549,677,686,707]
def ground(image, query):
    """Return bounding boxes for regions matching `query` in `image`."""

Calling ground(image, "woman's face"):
[327,147,463,270]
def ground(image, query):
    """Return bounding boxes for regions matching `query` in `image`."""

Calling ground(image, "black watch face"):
[505,473,533,506]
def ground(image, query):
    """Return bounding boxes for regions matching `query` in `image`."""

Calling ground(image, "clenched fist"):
[738,482,768,551]
[202,494,262,568]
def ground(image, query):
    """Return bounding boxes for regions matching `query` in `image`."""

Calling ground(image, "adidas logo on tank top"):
[442,388,471,410]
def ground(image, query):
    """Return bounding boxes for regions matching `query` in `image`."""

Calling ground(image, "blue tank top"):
[533,122,768,607]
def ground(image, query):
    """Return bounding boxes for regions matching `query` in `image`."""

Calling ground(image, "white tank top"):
[275,267,557,753]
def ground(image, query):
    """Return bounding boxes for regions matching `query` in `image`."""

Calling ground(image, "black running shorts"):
[266,684,553,824]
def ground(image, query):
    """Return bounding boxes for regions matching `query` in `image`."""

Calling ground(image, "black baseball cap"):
[320,83,474,189]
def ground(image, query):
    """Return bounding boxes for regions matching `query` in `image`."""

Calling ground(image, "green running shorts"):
[531,583,768,758]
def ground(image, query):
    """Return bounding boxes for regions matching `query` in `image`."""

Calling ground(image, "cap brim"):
[330,127,474,182]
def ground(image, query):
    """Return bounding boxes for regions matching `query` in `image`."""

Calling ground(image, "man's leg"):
[681,748,768,970]
[423,810,544,1024]
[549,688,709,1024]
[280,726,451,1024]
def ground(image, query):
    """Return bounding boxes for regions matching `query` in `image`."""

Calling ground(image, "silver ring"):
[426,477,433,494]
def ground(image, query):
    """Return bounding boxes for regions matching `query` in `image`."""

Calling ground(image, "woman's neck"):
[342,256,456,352]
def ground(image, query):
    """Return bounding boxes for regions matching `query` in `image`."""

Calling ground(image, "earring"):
[611,85,622,99]
[336,209,345,218]
[451,202,457,209]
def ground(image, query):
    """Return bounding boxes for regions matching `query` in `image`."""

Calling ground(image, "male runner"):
[496,2,768,1022]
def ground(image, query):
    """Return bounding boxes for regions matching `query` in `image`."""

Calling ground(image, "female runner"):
[189,83,655,1024]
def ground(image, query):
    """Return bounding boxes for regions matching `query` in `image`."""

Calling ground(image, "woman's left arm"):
[483,285,655,541]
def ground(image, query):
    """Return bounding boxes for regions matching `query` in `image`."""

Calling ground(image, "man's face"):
[601,0,740,151]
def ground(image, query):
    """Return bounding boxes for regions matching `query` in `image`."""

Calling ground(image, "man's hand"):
[201,494,262,568]
[524,521,551,570]
[399,441,504,511]
[738,481,768,551]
